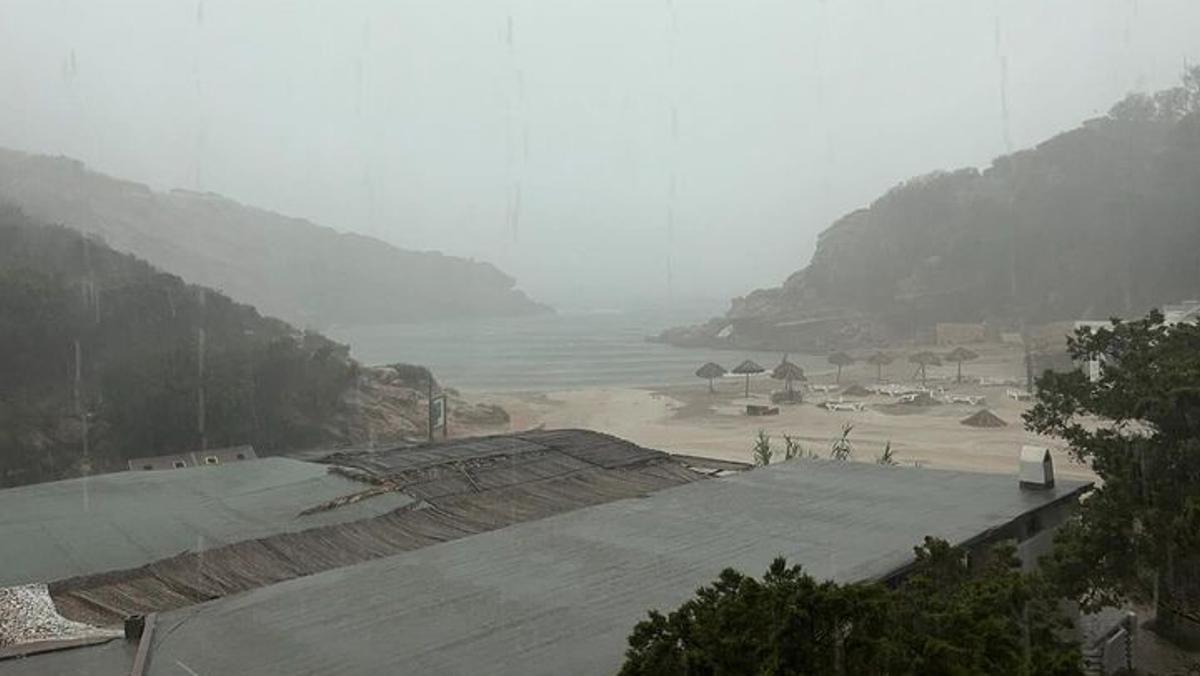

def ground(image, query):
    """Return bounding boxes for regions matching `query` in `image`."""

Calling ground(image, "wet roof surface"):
[0,457,412,586]
[3,459,1089,676]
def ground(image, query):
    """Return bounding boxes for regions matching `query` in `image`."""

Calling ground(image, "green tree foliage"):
[752,430,773,467]
[703,67,1200,348]
[0,207,359,485]
[1025,310,1200,631]
[619,538,1082,675]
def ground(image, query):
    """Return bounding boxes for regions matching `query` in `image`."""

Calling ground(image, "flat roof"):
[4,459,1089,675]
[0,457,412,586]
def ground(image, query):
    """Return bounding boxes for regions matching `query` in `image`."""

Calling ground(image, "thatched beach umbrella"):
[944,346,979,384]
[909,351,942,387]
[695,362,727,393]
[827,351,854,384]
[771,357,806,397]
[731,359,765,398]
[865,351,894,383]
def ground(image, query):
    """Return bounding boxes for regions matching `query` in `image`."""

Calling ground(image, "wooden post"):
[129,612,157,676]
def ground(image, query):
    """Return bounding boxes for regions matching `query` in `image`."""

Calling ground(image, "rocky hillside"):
[0,149,549,329]
[660,70,1200,352]
[0,207,508,487]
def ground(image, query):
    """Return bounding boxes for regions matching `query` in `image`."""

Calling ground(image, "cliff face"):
[0,149,549,329]
[661,81,1200,352]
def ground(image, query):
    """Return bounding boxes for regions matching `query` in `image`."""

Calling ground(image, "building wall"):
[935,322,986,346]
[1016,500,1076,571]
[882,493,1082,585]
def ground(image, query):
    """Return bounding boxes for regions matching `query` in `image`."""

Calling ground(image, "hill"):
[0,149,548,328]
[0,206,507,486]
[659,69,1200,352]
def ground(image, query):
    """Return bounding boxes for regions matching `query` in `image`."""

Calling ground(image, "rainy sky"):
[0,1,1196,309]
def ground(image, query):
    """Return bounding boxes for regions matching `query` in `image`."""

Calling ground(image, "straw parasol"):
[771,357,806,397]
[731,359,765,398]
[908,351,942,387]
[827,351,854,384]
[944,346,979,384]
[865,351,894,383]
[695,362,727,394]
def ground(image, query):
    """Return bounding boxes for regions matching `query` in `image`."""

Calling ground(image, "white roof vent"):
[1020,446,1055,490]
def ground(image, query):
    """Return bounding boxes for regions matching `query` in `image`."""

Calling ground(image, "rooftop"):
[3,457,1090,675]
[2,430,705,629]
[0,457,412,587]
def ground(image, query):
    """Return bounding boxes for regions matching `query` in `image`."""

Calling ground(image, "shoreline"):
[465,341,1094,481]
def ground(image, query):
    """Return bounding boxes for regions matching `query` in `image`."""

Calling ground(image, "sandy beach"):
[475,342,1094,480]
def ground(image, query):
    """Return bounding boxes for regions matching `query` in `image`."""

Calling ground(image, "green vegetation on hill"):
[662,68,1200,351]
[0,206,358,485]
[0,150,549,328]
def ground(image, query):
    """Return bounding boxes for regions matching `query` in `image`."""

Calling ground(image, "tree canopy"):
[674,66,1200,353]
[1026,310,1200,632]
[619,537,1081,676]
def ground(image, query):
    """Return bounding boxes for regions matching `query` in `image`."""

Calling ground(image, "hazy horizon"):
[1,0,1196,309]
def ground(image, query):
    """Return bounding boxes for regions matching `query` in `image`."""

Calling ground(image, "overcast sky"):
[0,0,1196,309]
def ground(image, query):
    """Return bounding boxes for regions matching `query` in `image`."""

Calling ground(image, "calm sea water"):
[328,307,830,392]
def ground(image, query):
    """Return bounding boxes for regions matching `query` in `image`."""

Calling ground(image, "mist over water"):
[1,1,1197,307]
[329,304,828,391]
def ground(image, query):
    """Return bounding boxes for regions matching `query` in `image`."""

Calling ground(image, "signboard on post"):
[426,375,448,441]
[430,395,446,433]
[428,394,447,441]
